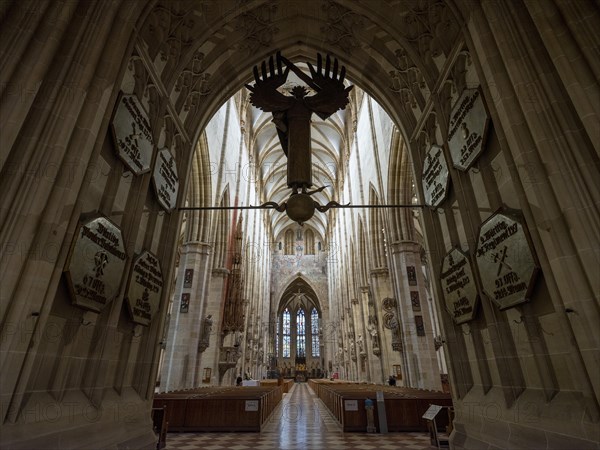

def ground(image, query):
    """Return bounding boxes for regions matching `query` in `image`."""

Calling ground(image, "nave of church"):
[162,383,433,450]
[1,1,598,449]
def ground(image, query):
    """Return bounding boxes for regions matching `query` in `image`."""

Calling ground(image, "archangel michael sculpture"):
[246,52,353,225]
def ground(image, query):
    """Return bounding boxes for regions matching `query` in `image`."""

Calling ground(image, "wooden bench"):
[308,380,452,432]
[153,385,283,432]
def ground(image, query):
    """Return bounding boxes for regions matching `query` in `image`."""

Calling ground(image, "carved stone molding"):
[389,48,424,110]
[235,4,279,55]
[175,50,211,113]
[321,1,365,54]
[400,0,460,62]
[212,267,230,277]
[370,267,389,278]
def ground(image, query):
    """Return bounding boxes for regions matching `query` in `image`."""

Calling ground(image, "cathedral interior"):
[1,1,598,449]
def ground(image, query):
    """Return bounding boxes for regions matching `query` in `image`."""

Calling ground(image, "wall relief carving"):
[235,3,279,55]
[321,1,365,54]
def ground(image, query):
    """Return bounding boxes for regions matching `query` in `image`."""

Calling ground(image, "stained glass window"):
[297,309,305,357]
[283,308,291,357]
[311,308,320,357]
[275,318,279,357]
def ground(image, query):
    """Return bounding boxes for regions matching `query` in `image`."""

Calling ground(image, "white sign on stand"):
[245,400,259,411]
[422,404,443,420]
[344,400,358,411]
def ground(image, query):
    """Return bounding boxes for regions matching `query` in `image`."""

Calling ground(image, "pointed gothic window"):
[305,229,315,255]
[311,308,320,357]
[297,309,305,357]
[285,229,294,255]
[275,318,279,357]
[283,308,291,357]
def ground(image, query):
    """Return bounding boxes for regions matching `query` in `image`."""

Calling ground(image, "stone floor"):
[165,383,437,449]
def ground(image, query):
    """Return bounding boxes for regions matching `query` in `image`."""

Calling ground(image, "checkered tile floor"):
[165,383,436,449]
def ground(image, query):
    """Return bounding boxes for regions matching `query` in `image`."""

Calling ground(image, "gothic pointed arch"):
[388,130,416,242]
[185,132,213,243]
[368,185,388,269]
[357,217,369,286]
[213,185,230,269]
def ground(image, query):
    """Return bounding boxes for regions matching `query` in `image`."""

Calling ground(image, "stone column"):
[204,268,229,385]
[359,285,384,383]
[369,267,404,384]
[160,241,211,391]
[390,241,441,390]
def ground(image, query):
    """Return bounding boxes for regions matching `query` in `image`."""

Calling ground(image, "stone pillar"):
[204,268,229,385]
[359,285,384,383]
[369,267,404,384]
[160,241,211,391]
[390,241,441,390]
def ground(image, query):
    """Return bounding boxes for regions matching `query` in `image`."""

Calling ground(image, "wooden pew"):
[308,380,452,432]
[152,385,283,432]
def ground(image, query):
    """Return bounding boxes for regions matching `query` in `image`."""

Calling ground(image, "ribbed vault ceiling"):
[247,64,348,238]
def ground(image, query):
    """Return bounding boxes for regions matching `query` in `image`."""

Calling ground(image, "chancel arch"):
[275,278,323,380]
[1,1,598,450]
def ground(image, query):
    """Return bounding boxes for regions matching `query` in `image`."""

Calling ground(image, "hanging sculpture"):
[246,52,353,225]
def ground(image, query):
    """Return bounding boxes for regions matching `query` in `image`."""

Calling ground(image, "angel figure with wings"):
[246,52,353,224]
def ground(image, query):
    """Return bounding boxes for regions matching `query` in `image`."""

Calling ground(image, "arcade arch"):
[1,1,597,450]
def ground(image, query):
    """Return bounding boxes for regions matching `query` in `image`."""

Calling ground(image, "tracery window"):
[275,318,279,357]
[311,308,320,357]
[297,309,305,357]
[284,229,294,255]
[282,308,291,357]
[305,229,315,255]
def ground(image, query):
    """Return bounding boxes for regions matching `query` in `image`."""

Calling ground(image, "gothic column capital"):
[369,267,389,278]
[182,241,212,255]
[212,267,230,277]
[390,240,421,255]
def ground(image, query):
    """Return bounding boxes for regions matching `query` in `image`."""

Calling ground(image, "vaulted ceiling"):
[247,64,349,239]
[136,0,465,239]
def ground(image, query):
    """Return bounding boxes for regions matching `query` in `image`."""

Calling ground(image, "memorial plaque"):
[406,266,417,286]
[447,88,490,171]
[110,94,154,175]
[415,316,425,336]
[180,293,190,313]
[422,145,449,208]
[125,250,163,326]
[184,268,194,288]
[475,211,539,310]
[65,216,127,312]
[440,247,479,324]
[152,148,179,212]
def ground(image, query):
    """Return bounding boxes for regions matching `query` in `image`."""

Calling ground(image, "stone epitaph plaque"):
[447,88,490,171]
[125,250,163,326]
[110,94,154,175]
[475,211,539,310]
[422,145,449,208]
[152,149,179,212]
[440,247,478,324]
[65,216,127,312]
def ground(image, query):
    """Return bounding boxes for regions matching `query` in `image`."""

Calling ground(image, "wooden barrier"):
[308,380,452,432]
[260,379,294,393]
[153,385,283,432]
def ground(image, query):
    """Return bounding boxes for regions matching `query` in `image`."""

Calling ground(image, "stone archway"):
[1,1,598,449]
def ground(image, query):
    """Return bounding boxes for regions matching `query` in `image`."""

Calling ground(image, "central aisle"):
[166,383,433,449]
